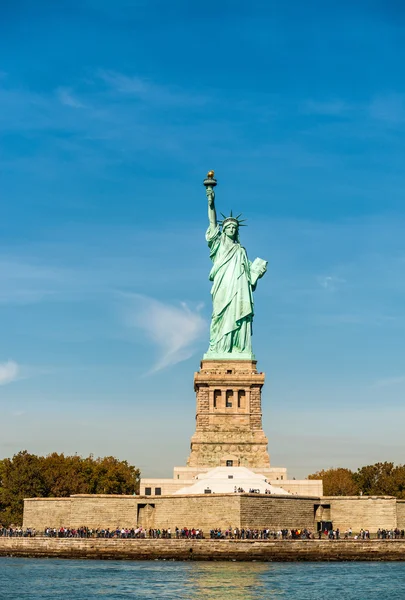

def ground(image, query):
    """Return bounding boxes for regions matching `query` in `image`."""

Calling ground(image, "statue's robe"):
[206,224,254,355]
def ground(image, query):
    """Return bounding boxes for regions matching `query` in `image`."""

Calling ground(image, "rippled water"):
[1,558,405,599]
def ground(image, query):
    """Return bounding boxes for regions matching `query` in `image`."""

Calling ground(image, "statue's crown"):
[218,210,247,229]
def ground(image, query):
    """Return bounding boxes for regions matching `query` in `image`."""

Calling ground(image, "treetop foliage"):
[308,462,405,498]
[0,451,140,526]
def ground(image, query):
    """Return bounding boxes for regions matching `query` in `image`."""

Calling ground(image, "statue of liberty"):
[203,171,267,359]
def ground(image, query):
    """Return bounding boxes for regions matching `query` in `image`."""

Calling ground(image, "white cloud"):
[303,99,349,116]
[56,87,85,108]
[124,294,206,373]
[0,258,70,304]
[0,361,19,385]
[372,375,405,388]
[97,69,209,107]
[98,70,149,95]
[317,275,346,291]
[369,93,405,124]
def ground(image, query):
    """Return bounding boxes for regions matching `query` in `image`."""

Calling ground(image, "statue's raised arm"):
[202,170,268,361]
[207,187,217,227]
[205,170,217,228]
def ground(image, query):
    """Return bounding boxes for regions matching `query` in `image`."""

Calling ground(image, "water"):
[1,558,405,599]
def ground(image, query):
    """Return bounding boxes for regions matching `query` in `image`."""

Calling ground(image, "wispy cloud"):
[124,294,206,372]
[56,87,85,108]
[97,69,209,107]
[372,375,405,388]
[317,275,346,291]
[0,258,70,304]
[369,93,405,124]
[11,410,26,417]
[0,361,19,386]
[303,99,349,116]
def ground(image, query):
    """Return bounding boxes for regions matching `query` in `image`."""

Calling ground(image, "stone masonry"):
[23,494,405,534]
[187,359,270,470]
[5,538,405,561]
[24,493,316,531]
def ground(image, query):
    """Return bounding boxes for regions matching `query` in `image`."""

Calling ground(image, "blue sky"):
[1,0,405,478]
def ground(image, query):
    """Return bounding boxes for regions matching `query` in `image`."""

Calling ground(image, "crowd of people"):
[42,526,204,539]
[0,527,36,537]
[377,528,404,539]
[318,527,405,540]
[232,487,273,494]
[1,525,405,540]
[209,528,314,539]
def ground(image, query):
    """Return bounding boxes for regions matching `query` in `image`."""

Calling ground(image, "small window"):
[226,369,232,374]
[145,487,151,496]
[281,476,283,480]
[237,390,245,408]
[177,474,179,479]
[155,487,162,495]
[204,488,212,494]
[226,390,233,408]
[226,460,233,467]
[228,475,233,479]
[213,389,221,409]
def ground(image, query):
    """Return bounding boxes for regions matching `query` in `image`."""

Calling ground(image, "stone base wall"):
[70,496,139,529]
[396,500,405,529]
[153,495,241,530]
[24,494,405,534]
[24,493,317,531]
[326,497,398,531]
[240,496,316,530]
[3,538,405,561]
[22,498,71,530]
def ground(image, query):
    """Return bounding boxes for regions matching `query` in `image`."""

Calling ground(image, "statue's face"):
[224,223,238,240]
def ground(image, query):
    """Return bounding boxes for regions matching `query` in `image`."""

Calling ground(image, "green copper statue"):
[203,171,267,360]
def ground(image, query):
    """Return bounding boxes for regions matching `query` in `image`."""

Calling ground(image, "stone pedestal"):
[187,359,271,470]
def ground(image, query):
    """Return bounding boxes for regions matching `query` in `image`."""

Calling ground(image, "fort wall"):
[326,496,398,532]
[240,496,316,530]
[24,493,316,531]
[24,494,405,534]
[396,500,405,529]
[22,498,71,531]
[2,538,405,561]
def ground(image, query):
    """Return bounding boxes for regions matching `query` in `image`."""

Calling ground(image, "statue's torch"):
[203,170,217,193]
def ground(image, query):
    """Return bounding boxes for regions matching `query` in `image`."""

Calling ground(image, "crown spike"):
[220,210,248,230]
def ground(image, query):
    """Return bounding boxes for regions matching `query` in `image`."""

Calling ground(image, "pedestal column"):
[187,359,270,469]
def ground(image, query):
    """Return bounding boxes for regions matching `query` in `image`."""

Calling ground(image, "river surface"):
[1,558,405,599]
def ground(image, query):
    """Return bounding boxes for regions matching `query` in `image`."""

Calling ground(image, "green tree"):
[308,462,405,498]
[389,465,405,499]
[0,451,140,526]
[87,456,140,495]
[40,453,90,497]
[354,462,400,496]
[0,451,46,525]
[308,467,359,496]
